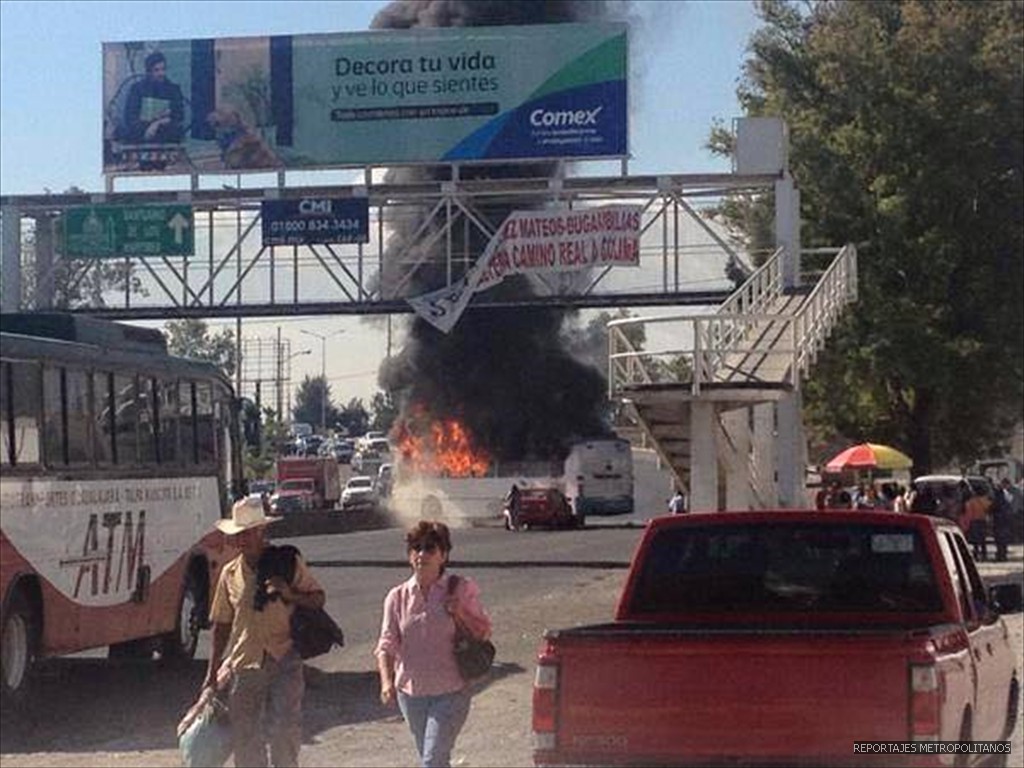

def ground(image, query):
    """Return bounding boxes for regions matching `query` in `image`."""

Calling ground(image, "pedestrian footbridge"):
[608,244,858,510]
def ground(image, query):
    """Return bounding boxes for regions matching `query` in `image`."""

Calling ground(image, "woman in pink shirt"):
[375,520,492,768]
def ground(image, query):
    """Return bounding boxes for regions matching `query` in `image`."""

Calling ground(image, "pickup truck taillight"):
[532,651,560,751]
[909,663,940,741]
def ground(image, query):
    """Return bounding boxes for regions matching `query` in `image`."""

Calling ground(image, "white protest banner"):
[408,204,641,333]
[405,272,482,334]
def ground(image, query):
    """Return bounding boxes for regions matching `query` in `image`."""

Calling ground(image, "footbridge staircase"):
[608,244,858,509]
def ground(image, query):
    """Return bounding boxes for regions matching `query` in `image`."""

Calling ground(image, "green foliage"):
[164,318,236,378]
[293,374,339,431]
[725,0,1023,473]
[243,408,290,480]
[20,191,147,309]
[370,391,399,434]
[336,397,370,437]
[563,309,646,376]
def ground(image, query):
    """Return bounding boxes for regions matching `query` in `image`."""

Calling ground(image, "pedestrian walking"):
[375,520,492,768]
[992,479,1014,562]
[199,495,326,768]
[960,486,990,561]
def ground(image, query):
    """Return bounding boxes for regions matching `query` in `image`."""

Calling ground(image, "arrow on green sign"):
[63,204,194,258]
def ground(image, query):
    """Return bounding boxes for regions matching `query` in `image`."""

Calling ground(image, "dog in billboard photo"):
[206,108,282,170]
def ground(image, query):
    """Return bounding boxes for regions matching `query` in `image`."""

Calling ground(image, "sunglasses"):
[410,542,440,554]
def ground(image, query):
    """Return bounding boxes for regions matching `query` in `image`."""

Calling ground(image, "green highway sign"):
[63,204,194,258]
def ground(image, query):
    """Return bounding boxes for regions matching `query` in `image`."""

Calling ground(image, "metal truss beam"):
[1,171,777,319]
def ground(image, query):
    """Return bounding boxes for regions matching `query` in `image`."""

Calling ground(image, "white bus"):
[1,313,242,706]
[562,437,634,520]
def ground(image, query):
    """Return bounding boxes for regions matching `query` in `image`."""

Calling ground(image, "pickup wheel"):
[1,588,38,709]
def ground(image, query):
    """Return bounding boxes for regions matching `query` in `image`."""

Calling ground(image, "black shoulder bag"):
[256,544,344,660]
[290,604,345,660]
[447,575,495,680]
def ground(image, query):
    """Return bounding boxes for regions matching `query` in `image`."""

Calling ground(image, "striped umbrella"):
[825,443,912,472]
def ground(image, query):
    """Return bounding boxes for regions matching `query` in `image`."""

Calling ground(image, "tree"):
[19,188,146,309]
[292,374,339,431]
[164,318,236,378]
[716,0,1023,474]
[336,397,371,438]
[370,391,399,434]
[563,309,647,378]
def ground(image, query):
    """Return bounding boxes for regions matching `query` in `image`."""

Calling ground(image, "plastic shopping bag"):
[178,693,232,768]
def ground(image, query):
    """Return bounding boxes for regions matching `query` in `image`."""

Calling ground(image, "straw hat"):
[216,494,281,535]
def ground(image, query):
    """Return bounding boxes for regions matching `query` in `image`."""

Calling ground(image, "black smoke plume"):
[374,0,623,463]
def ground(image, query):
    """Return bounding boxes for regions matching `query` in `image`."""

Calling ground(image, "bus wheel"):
[160,569,202,661]
[1,589,36,706]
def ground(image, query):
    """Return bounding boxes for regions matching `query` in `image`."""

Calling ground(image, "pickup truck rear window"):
[630,522,942,615]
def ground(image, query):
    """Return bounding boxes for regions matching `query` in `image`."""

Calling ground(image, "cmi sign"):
[63,204,194,258]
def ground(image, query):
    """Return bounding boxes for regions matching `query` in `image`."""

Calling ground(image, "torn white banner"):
[408,204,642,333]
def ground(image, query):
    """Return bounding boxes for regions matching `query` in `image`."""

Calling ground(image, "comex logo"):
[529,106,603,128]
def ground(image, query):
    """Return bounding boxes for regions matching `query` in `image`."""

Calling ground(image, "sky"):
[0,0,762,410]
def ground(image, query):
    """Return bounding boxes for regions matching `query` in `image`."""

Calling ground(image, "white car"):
[341,475,378,509]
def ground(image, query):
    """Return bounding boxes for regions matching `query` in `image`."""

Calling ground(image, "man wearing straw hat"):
[199,494,325,767]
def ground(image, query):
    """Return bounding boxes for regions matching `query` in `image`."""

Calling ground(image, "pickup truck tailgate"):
[549,626,913,764]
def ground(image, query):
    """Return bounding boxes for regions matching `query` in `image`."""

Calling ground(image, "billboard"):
[102,23,627,175]
[260,198,369,246]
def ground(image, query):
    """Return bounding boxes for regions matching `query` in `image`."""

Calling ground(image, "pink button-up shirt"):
[374,572,492,696]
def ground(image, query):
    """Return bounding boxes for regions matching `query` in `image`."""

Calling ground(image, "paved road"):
[2,451,1021,766]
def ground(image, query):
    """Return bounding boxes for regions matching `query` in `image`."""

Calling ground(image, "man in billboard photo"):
[121,51,184,145]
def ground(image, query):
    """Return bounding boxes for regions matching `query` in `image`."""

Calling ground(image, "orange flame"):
[394,405,490,478]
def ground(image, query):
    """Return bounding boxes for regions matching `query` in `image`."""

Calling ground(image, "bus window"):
[160,379,179,465]
[92,371,115,466]
[114,373,140,465]
[196,381,215,465]
[0,361,9,465]
[138,377,158,465]
[66,367,91,466]
[181,381,197,464]
[43,366,65,466]
[3,361,41,464]
[1,361,9,465]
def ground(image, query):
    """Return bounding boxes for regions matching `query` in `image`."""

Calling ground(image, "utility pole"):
[276,325,311,426]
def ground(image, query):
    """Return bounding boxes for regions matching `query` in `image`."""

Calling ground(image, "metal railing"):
[607,244,857,396]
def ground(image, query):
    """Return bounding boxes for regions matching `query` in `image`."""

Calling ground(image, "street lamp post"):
[300,328,346,433]
[276,347,311,422]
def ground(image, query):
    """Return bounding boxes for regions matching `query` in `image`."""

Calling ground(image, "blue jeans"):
[397,689,471,768]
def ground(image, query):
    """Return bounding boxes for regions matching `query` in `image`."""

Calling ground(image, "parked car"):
[303,434,325,456]
[357,431,387,450]
[365,437,392,454]
[270,478,316,514]
[249,479,276,498]
[352,449,384,476]
[374,463,394,499]
[504,486,578,531]
[341,476,378,510]
[333,438,355,464]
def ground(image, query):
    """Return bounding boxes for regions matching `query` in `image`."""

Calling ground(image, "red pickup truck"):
[533,511,1021,767]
